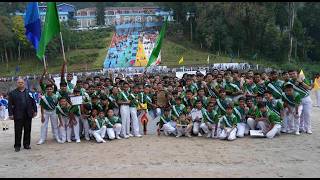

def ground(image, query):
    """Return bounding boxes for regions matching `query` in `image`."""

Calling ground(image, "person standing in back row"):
[8,78,37,152]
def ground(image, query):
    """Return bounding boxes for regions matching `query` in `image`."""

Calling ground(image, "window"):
[135,16,141,23]
[124,16,130,23]
[147,16,152,22]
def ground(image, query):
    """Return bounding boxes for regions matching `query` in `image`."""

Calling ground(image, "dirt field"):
[1,98,320,177]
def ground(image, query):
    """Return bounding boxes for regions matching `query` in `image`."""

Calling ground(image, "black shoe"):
[2,128,5,131]
[15,148,20,152]
[24,146,31,150]
[6,128,8,130]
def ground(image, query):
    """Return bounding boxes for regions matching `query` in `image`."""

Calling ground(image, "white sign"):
[53,76,77,90]
[70,96,83,105]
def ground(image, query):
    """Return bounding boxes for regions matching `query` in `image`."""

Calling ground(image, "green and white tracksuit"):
[39,94,60,142]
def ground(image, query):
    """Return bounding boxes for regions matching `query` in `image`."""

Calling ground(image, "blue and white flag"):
[24,2,41,51]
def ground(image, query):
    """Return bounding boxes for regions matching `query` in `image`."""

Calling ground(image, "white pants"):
[193,121,202,135]
[176,125,192,136]
[257,121,281,138]
[89,126,107,143]
[130,107,140,136]
[120,105,130,136]
[59,116,72,143]
[247,118,257,130]
[236,122,249,137]
[300,95,312,132]
[315,89,320,106]
[163,121,177,135]
[81,117,90,140]
[218,127,237,141]
[283,105,302,132]
[40,110,60,141]
[200,122,217,138]
[106,123,122,139]
[72,116,80,141]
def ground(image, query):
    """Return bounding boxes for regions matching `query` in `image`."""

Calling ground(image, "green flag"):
[36,2,60,60]
[146,18,168,67]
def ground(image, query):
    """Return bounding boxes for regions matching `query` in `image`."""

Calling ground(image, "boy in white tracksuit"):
[191,100,206,136]
[233,97,250,137]
[128,86,142,137]
[157,108,176,136]
[218,103,238,141]
[117,83,131,139]
[282,84,302,135]
[56,97,74,143]
[37,84,62,144]
[255,102,282,139]
[200,102,219,138]
[176,113,193,138]
[106,109,122,140]
[288,70,312,134]
[88,109,106,143]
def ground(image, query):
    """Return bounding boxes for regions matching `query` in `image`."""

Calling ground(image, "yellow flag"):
[178,56,184,64]
[299,69,305,81]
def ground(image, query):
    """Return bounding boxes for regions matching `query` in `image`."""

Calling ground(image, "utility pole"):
[186,12,195,42]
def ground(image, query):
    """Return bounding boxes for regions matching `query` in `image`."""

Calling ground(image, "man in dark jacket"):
[8,78,37,152]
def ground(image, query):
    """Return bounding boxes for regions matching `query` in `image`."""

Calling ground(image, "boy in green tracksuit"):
[217,103,238,141]
[171,97,187,121]
[128,85,142,137]
[88,109,106,143]
[233,97,249,138]
[216,89,233,116]
[194,88,209,108]
[37,84,61,145]
[246,97,259,130]
[69,88,82,143]
[106,109,122,140]
[200,102,219,138]
[157,108,175,136]
[56,97,73,143]
[255,102,282,139]
[282,84,302,135]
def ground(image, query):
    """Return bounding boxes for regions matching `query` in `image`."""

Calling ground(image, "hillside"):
[0,34,319,78]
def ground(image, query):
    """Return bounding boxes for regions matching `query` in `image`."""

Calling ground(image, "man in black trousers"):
[8,78,37,152]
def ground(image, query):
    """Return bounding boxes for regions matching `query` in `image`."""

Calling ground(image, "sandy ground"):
[1,98,320,177]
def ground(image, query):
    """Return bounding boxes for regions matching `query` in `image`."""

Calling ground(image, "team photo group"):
[3,62,317,151]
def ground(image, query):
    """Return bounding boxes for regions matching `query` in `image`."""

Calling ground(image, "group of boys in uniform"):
[36,63,314,144]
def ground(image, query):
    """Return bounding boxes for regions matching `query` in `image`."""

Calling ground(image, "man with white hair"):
[8,78,37,152]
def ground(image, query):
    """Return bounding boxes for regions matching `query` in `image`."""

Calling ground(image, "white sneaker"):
[85,137,90,141]
[295,131,300,135]
[37,140,45,145]
[198,133,202,137]
[135,134,142,138]
[101,140,106,143]
[307,130,312,134]
[59,140,65,144]
[206,133,212,138]
[124,135,129,139]
[116,136,122,140]
[128,134,134,137]
[164,131,168,136]
[67,139,72,143]
[187,134,192,138]
[176,134,182,138]
[76,139,81,143]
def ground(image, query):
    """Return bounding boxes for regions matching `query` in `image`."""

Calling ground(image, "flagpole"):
[43,56,47,71]
[59,31,67,73]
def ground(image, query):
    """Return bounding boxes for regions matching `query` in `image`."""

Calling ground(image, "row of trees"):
[159,2,320,63]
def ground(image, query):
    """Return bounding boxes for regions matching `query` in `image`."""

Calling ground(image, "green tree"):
[96,2,105,26]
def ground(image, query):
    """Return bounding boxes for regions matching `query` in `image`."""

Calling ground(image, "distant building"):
[75,6,174,28]
[15,3,76,22]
